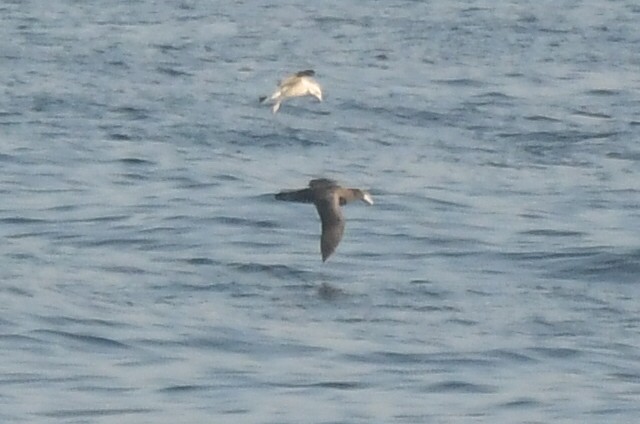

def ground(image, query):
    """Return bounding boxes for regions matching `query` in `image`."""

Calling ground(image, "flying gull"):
[260,70,323,114]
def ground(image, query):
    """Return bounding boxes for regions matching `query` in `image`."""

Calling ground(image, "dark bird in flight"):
[275,178,373,261]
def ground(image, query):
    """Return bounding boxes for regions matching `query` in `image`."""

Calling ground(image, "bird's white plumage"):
[261,70,323,113]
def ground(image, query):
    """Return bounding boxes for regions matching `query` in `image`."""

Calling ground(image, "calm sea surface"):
[1,1,639,423]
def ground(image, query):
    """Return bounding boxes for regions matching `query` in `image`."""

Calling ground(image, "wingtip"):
[321,248,334,262]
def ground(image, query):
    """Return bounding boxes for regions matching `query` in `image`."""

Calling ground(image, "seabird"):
[259,70,323,114]
[275,178,373,262]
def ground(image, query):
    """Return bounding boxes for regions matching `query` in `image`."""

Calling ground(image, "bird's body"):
[275,179,373,261]
[260,70,323,113]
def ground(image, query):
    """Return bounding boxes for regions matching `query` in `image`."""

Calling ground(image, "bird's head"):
[361,191,374,205]
[352,189,373,205]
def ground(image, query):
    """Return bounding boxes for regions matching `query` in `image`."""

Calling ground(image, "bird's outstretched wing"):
[295,70,315,77]
[309,178,338,189]
[315,194,345,262]
[275,188,315,203]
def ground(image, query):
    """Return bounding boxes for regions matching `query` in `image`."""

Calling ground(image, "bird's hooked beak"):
[362,192,374,205]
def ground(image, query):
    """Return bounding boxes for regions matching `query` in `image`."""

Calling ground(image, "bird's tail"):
[259,96,268,103]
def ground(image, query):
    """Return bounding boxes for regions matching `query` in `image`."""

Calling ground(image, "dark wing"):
[309,178,339,189]
[315,193,345,262]
[275,188,315,203]
[278,70,314,87]
[296,70,315,77]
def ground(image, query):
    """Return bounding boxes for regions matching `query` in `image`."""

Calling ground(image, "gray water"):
[2,1,640,423]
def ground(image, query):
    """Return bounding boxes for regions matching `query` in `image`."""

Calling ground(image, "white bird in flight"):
[259,70,323,114]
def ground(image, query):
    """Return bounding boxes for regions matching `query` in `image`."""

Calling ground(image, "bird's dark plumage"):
[295,69,315,77]
[275,179,373,261]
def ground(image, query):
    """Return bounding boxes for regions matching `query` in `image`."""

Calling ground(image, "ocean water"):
[1,0,640,422]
